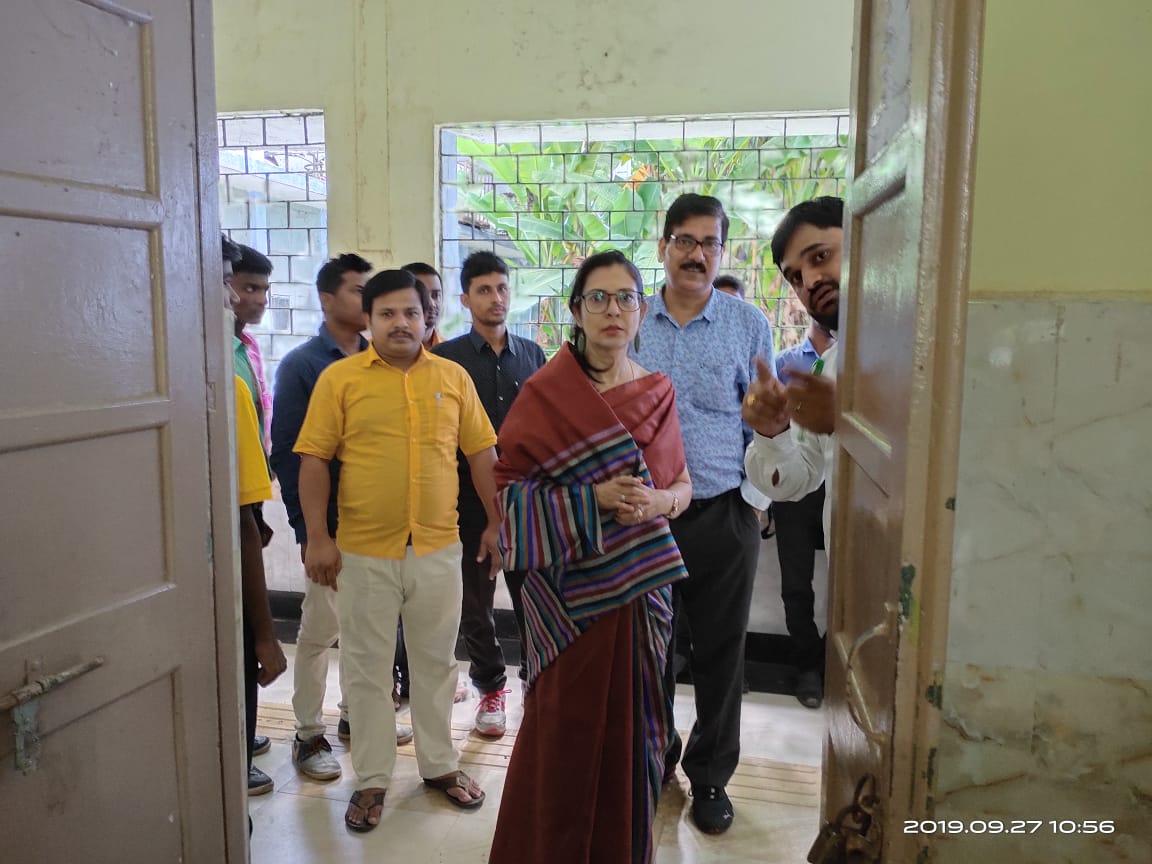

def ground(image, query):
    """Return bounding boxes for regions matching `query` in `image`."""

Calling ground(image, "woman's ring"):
[747,394,757,406]
[620,494,626,503]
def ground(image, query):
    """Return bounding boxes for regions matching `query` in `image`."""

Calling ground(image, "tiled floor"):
[249,645,826,863]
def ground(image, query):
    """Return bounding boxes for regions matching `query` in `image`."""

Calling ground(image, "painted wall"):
[935,3,1152,859]
[214,0,853,264]
[215,0,853,601]
[968,0,1152,300]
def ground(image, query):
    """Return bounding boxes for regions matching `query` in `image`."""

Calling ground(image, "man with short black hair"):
[434,251,545,737]
[403,261,445,348]
[231,244,273,446]
[634,193,774,834]
[296,270,499,832]
[222,235,287,800]
[745,195,844,554]
[271,253,415,782]
[771,308,835,709]
[713,273,746,299]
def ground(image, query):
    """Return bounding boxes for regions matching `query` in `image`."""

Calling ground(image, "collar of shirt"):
[466,327,518,356]
[317,323,367,358]
[649,284,721,327]
[362,341,430,370]
[775,337,821,382]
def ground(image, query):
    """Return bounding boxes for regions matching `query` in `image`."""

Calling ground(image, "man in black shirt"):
[433,251,546,737]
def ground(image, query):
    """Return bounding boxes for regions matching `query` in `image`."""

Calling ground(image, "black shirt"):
[433,328,547,519]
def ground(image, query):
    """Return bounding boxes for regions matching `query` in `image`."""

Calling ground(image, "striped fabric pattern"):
[636,585,675,862]
[498,428,687,685]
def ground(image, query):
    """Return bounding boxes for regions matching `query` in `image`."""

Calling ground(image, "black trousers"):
[242,615,257,771]
[664,488,761,789]
[460,516,527,693]
[772,484,827,672]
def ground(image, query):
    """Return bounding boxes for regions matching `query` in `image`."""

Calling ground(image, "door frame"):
[889,4,985,859]
[834,1,986,859]
[191,0,249,857]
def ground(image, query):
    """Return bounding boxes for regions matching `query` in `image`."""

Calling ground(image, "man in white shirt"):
[743,197,843,548]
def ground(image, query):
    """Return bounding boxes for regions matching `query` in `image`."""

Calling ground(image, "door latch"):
[808,773,884,863]
[2,657,104,774]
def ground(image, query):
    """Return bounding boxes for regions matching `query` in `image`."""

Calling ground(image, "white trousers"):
[337,545,462,789]
[292,575,349,739]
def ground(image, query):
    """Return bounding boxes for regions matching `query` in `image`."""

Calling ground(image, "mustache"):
[387,330,413,338]
[810,279,840,302]
[680,262,707,273]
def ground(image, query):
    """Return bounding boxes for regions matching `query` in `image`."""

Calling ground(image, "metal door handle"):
[843,604,895,745]
[1,657,105,711]
[3,657,104,775]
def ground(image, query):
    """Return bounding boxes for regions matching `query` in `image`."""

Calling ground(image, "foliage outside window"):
[438,114,849,353]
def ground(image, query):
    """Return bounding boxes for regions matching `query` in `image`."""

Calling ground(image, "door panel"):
[0,219,160,408]
[0,0,237,860]
[820,1,983,859]
[6,677,184,863]
[0,0,152,192]
[862,0,913,163]
[1,430,167,637]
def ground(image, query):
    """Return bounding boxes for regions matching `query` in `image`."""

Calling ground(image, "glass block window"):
[218,110,327,393]
[438,113,849,354]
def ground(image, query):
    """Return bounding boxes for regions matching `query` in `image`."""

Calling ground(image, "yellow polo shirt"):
[236,376,272,506]
[294,344,497,559]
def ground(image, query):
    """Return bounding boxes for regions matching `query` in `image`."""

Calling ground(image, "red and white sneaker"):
[474,689,510,737]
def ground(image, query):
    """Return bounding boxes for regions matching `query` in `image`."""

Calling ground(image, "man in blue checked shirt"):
[634,193,774,835]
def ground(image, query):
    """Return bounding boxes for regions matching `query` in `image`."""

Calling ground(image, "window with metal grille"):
[218,109,328,393]
[438,113,849,354]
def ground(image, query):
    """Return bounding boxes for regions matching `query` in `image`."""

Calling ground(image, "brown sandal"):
[422,771,486,810]
[345,788,386,832]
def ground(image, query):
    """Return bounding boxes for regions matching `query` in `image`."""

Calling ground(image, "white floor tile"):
[250,639,825,862]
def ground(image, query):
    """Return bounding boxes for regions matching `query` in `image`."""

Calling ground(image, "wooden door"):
[0,0,245,860]
[820,1,983,859]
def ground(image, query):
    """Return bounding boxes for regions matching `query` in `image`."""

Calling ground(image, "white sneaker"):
[292,734,341,781]
[475,689,509,737]
[337,718,413,746]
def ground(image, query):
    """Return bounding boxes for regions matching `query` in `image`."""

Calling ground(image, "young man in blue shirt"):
[772,317,834,709]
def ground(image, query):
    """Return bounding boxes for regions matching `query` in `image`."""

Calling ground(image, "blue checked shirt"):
[635,288,775,500]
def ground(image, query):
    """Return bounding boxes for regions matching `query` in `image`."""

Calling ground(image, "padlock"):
[807,819,847,864]
[807,774,883,864]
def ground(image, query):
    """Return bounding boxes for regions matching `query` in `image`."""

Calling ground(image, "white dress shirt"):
[745,341,838,543]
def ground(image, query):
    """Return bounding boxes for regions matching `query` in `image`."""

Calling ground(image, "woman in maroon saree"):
[489,251,692,864]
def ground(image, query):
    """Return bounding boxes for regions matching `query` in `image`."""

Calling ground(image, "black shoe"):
[690,785,734,834]
[337,718,351,742]
[252,734,271,756]
[795,667,824,709]
[248,766,274,796]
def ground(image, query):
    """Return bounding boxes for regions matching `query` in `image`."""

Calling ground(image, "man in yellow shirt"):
[222,234,287,802]
[295,269,501,832]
